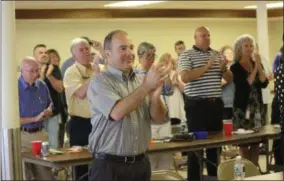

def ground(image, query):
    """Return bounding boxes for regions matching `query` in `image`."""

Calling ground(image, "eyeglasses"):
[145,53,157,60]
[22,68,40,74]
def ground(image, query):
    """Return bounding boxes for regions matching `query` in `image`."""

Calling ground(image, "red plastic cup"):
[31,141,42,156]
[223,121,233,136]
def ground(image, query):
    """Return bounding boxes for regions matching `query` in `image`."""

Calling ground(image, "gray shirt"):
[87,66,152,156]
[61,57,75,77]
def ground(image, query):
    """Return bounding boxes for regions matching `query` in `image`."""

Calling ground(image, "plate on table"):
[232,129,254,135]
[67,146,83,153]
[49,149,64,155]
[152,136,172,143]
[274,124,280,129]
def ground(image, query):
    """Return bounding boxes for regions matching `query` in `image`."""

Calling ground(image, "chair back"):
[217,158,261,180]
[151,170,186,180]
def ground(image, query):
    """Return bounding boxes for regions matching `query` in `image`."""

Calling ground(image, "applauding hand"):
[144,62,172,92]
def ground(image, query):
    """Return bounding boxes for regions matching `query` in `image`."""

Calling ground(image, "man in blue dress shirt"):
[18,56,54,180]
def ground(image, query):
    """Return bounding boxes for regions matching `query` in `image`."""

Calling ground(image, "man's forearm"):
[47,76,63,93]
[180,65,208,83]
[110,83,151,121]
[20,117,35,125]
[74,80,90,99]
[150,96,167,123]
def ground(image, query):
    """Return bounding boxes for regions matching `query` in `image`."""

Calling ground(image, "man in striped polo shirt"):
[178,26,232,180]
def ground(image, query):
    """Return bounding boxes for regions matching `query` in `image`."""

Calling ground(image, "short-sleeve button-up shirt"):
[63,62,93,118]
[18,76,52,129]
[87,66,152,156]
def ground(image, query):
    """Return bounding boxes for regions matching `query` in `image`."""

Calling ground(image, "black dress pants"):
[89,154,151,181]
[69,116,92,181]
[271,97,283,165]
[184,96,223,181]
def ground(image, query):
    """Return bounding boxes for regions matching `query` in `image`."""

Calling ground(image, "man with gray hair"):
[63,37,100,180]
[18,56,53,180]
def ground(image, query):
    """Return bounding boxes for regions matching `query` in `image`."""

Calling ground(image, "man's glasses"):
[145,53,157,60]
[22,68,40,74]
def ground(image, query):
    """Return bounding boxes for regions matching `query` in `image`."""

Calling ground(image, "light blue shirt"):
[61,57,75,77]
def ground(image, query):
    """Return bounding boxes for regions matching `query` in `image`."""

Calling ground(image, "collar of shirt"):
[134,69,147,75]
[75,61,93,79]
[192,45,213,53]
[19,76,39,90]
[107,65,135,81]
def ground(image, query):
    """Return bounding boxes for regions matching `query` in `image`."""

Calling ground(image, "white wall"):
[269,18,284,63]
[16,17,283,66]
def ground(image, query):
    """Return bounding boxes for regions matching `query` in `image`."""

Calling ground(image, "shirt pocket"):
[38,96,48,108]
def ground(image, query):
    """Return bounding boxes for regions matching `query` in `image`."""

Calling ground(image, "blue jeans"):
[44,114,60,149]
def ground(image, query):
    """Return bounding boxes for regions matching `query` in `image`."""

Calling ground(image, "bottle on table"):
[180,121,188,134]
[233,155,245,180]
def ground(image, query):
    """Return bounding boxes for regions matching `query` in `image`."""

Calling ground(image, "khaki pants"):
[21,130,53,180]
[150,122,172,171]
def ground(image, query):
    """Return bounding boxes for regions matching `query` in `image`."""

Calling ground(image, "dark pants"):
[261,103,268,126]
[281,135,284,166]
[58,109,68,148]
[170,118,181,125]
[273,139,283,165]
[69,116,92,181]
[271,97,283,165]
[223,107,233,120]
[89,155,151,181]
[184,97,223,181]
[58,123,65,148]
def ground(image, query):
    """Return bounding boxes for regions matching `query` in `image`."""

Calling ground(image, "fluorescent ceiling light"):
[104,1,165,8]
[244,2,283,9]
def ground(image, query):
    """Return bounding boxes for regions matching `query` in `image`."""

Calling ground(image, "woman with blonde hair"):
[158,53,187,168]
[230,34,268,166]
[159,53,186,125]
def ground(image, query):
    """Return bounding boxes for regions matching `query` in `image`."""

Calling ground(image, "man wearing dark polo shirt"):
[19,57,53,180]
[178,26,232,180]
[33,44,64,149]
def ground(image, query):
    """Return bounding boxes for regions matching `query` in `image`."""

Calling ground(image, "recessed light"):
[244,2,283,9]
[104,1,166,8]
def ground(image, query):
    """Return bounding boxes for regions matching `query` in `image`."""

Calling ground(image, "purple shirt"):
[273,52,281,73]
[18,76,52,129]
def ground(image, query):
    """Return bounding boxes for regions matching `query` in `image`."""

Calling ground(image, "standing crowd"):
[18,26,284,181]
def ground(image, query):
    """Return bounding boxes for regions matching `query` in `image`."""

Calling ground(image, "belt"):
[20,126,43,133]
[94,153,146,164]
[70,115,91,121]
[187,97,221,102]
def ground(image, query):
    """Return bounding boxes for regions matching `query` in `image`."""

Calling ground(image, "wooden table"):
[149,125,280,154]
[245,172,283,180]
[22,125,280,179]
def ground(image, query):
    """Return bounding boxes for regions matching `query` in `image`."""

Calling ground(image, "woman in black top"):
[230,34,268,166]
